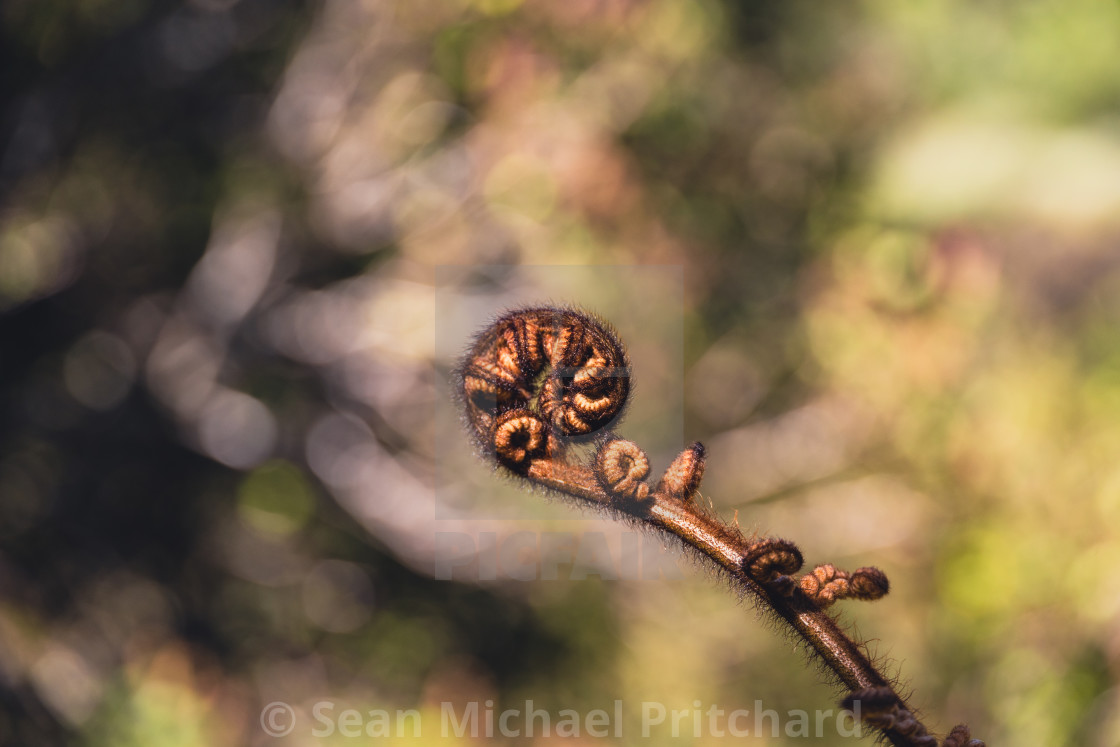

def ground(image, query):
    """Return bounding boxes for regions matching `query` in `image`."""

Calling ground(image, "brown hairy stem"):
[457,307,984,747]
[529,459,908,743]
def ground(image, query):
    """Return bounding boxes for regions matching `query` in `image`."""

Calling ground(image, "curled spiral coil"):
[799,563,890,607]
[742,538,804,587]
[491,408,550,470]
[458,308,631,459]
[594,437,651,501]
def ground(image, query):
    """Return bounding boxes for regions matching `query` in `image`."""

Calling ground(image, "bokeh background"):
[3,0,1120,744]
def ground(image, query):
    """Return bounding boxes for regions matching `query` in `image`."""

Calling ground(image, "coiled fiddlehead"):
[456,307,983,747]
[460,307,629,446]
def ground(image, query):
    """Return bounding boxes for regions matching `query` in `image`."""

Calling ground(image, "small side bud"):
[800,564,889,607]
[849,567,889,600]
[800,563,846,606]
[655,442,706,501]
[742,538,803,586]
[943,724,985,747]
[594,437,651,502]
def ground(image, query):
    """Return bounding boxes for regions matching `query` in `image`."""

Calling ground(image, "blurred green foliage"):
[2,0,1120,745]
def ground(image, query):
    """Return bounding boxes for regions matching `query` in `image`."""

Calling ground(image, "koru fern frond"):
[455,306,984,747]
